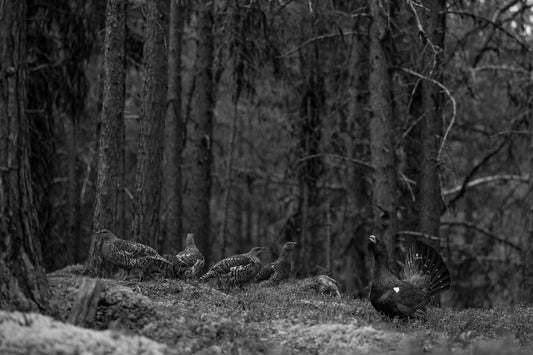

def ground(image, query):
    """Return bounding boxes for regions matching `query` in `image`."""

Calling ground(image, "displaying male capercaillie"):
[254,242,296,284]
[171,233,205,279]
[96,229,170,280]
[199,247,265,287]
[368,235,451,319]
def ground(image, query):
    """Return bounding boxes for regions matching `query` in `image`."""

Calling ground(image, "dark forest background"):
[4,0,533,311]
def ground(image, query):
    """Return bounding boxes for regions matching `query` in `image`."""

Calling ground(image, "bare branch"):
[397,67,457,160]
[281,31,362,58]
[446,9,531,55]
[443,140,507,210]
[442,174,528,196]
[441,221,521,251]
[297,153,374,170]
[398,230,441,242]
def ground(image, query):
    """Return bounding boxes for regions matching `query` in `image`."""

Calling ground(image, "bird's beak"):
[368,235,376,244]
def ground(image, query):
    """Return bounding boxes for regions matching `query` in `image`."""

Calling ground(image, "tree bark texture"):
[0,0,52,312]
[86,0,126,276]
[189,0,214,264]
[161,0,185,253]
[418,0,445,238]
[368,0,398,260]
[64,115,81,264]
[131,0,169,247]
[524,66,533,303]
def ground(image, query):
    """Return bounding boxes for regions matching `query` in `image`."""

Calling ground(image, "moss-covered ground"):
[2,264,533,354]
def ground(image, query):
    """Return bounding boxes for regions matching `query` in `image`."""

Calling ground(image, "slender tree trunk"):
[131,0,169,247]
[0,0,52,312]
[524,64,533,303]
[190,0,214,265]
[161,0,185,253]
[418,0,445,238]
[86,0,126,276]
[368,0,398,261]
[64,115,81,263]
[221,97,239,258]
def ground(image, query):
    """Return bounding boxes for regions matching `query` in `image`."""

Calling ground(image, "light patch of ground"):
[0,311,176,355]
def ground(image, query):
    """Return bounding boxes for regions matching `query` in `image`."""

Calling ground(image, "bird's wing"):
[176,249,204,267]
[255,263,275,282]
[223,261,261,284]
[375,283,428,315]
[114,239,157,257]
[210,254,252,274]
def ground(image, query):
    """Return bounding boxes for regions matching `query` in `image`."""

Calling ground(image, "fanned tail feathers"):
[404,240,451,296]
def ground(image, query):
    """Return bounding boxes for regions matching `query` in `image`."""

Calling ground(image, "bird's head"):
[95,229,117,241]
[280,242,297,255]
[185,233,197,248]
[368,234,389,257]
[249,246,265,256]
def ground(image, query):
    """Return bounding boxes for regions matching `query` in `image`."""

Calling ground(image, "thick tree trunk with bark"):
[131,0,169,247]
[161,0,185,253]
[0,0,52,312]
[418,0,445,238]
[86,0,126,276]
[189,0,214,265]
[368,0,398,260]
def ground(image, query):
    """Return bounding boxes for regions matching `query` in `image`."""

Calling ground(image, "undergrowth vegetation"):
[33,265,533,354]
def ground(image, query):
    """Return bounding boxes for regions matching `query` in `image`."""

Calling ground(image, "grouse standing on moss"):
[254,242,296,284]
[368,234,450,319]
[172,233,205,279]
[199,247,265,286]
[97,229,170,279]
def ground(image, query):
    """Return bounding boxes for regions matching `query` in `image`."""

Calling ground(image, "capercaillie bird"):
[172,233,205,279]
[254,242,296,284]
[368,234,451,319]
[97,229,171,280]
[199,247,265,287]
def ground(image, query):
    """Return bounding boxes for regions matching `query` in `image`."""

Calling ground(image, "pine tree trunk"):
[418,0,445,238]
[161,0,185,253]
[368,0,398,261]
[524,64,533,303]
[131,0,169,247]
[0,0,52,312]
[65,115,81,264]
[189,0,214,265]
[86,0,126,276]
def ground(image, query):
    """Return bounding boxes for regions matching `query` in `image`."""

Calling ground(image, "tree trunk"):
[0,0,52,312]
[368,0,398,262]
[189,0,214,265]
[64,115,81,264]
[86,0,126,276]
[524,66,533,303]
[418,0,445,238]
[161,0,185,253]
[131,0,169,247]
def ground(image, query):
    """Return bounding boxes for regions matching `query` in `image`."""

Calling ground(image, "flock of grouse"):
[95,229,451,319]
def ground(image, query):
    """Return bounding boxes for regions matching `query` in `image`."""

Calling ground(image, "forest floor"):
[2,265,533,354]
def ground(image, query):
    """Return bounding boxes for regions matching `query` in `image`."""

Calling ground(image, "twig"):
[441,221,521,251]
[443,140,507,210]
[398,230,441,242]
[397,67,457,161]
[442,174,528,196]
[298,153,374,170]
[281,31,361,58]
